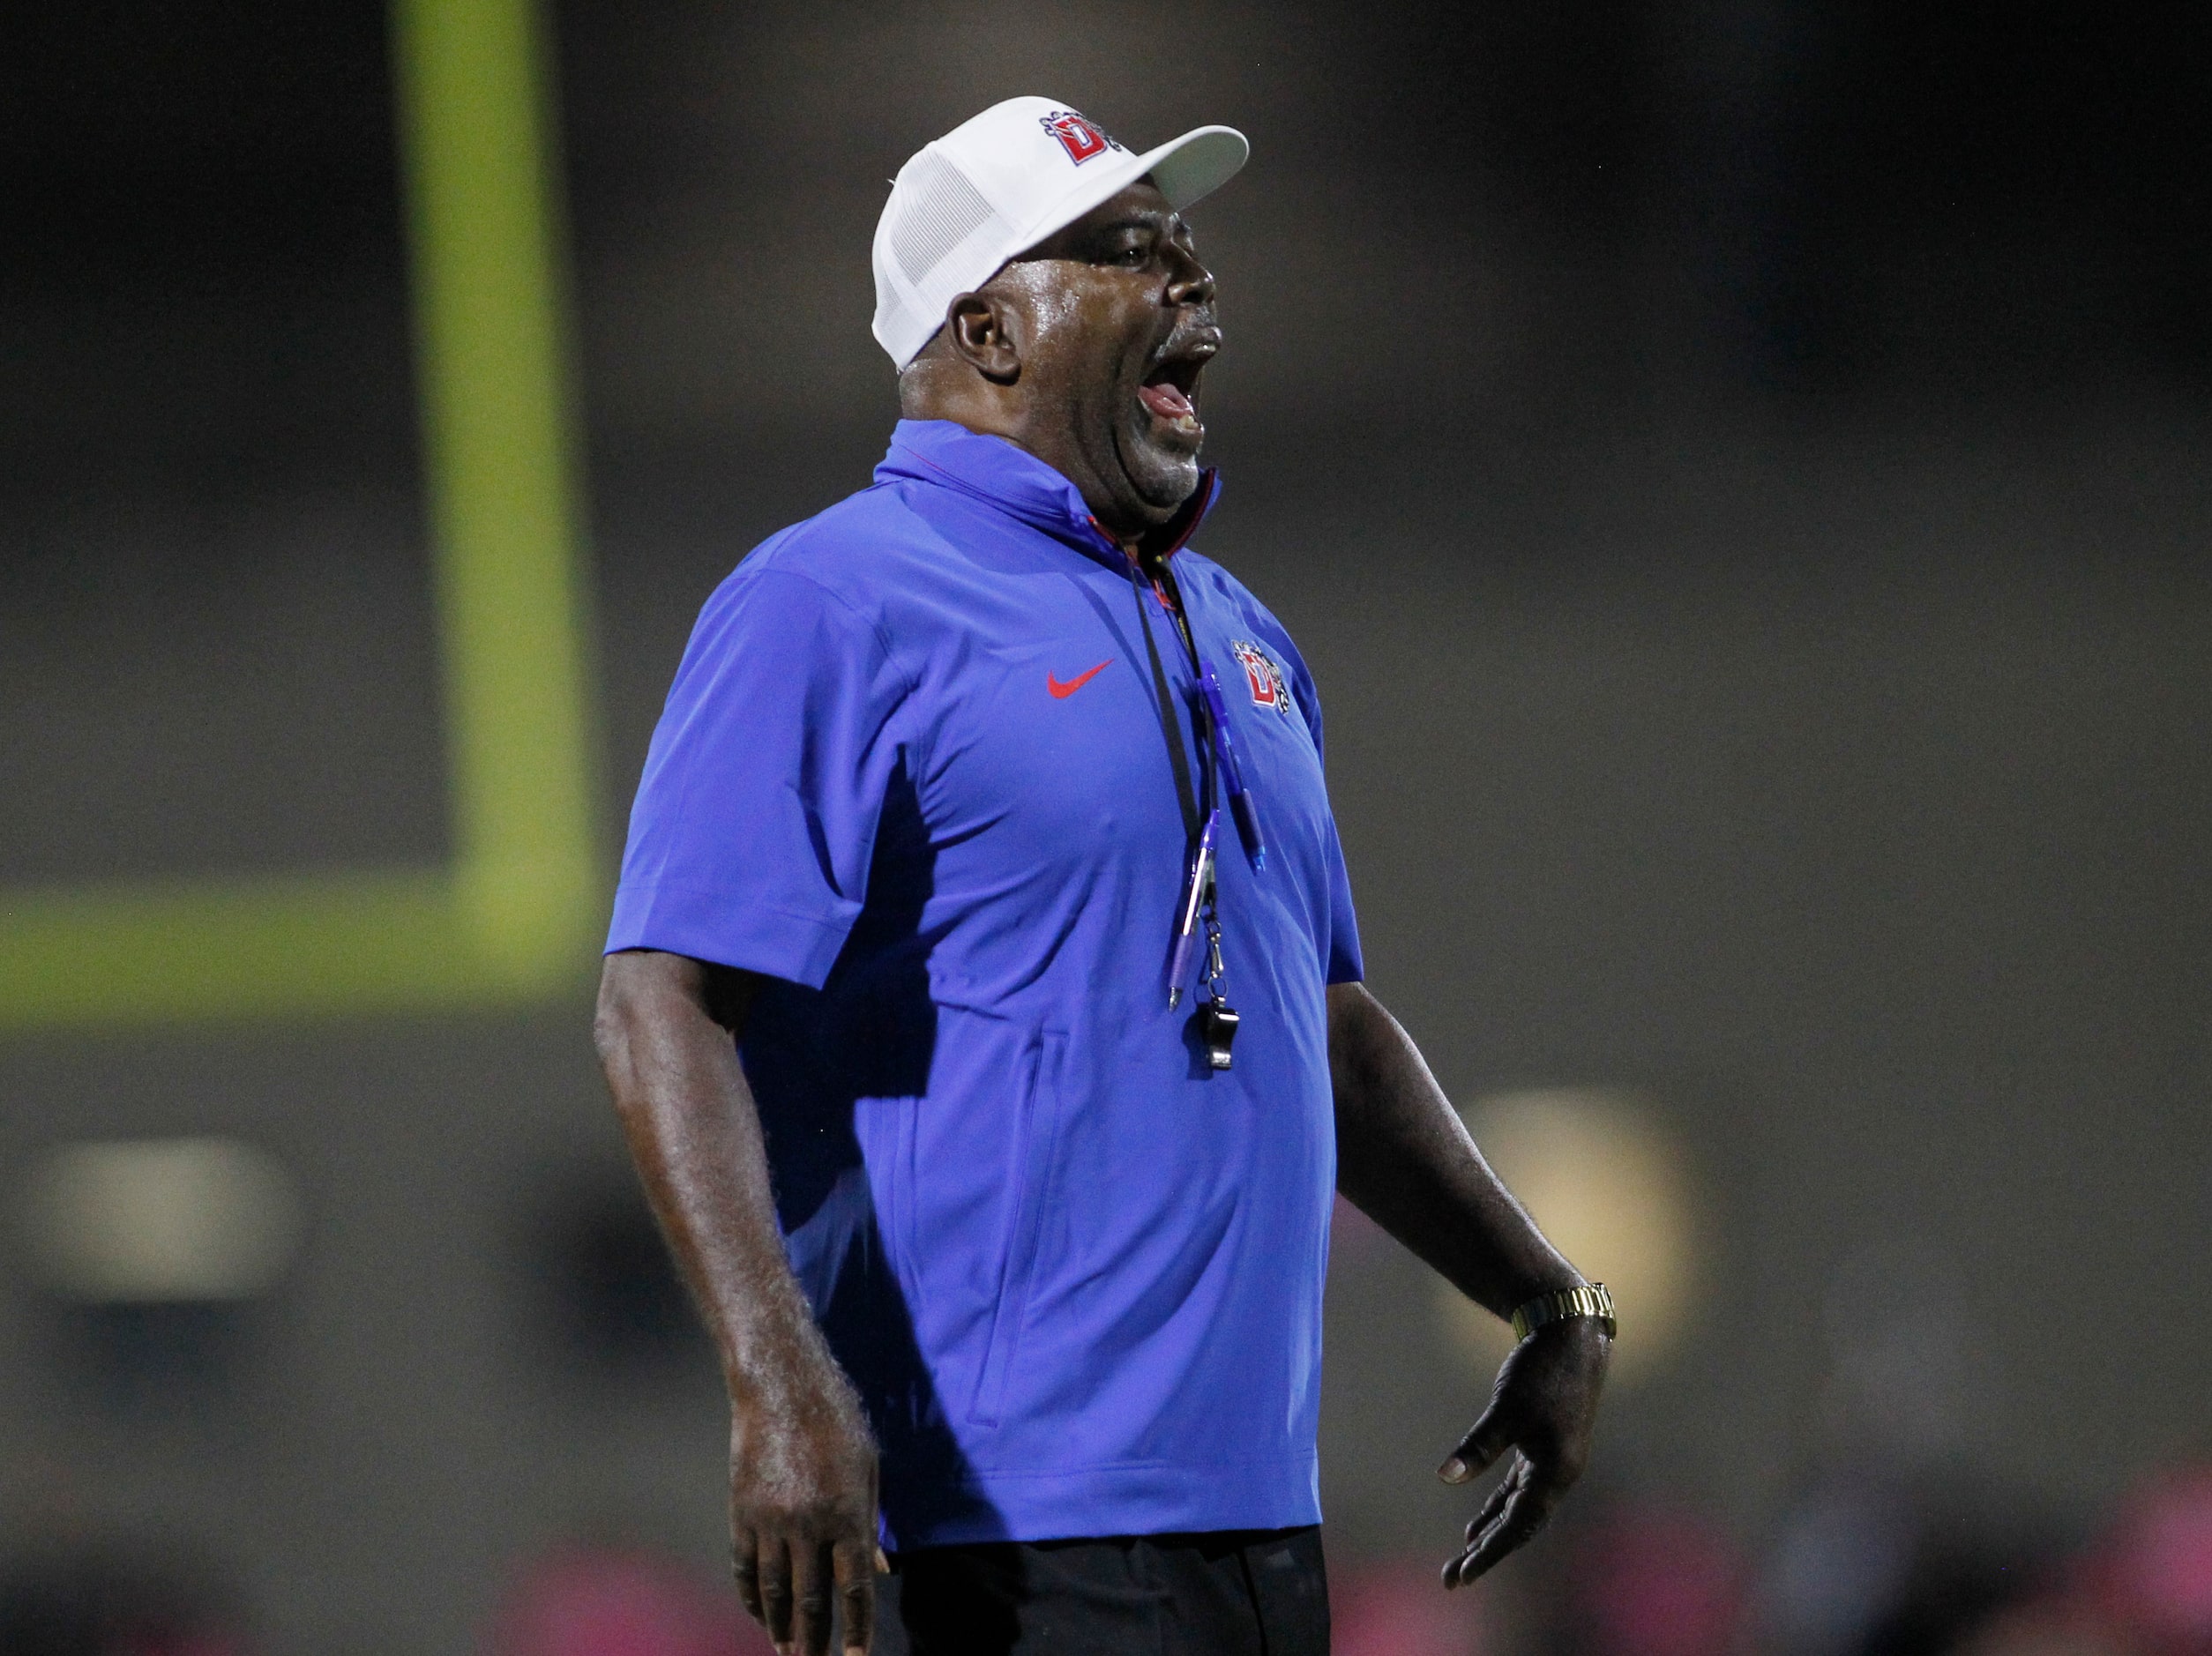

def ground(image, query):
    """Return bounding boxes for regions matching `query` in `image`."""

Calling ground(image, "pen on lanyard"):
[1167,808,1217,1009]
[1198,662,1267,871]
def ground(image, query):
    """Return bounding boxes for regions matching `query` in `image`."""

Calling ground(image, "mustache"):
[1147,310,1224,374]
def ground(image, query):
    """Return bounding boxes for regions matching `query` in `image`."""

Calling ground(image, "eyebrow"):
[1087,212,1187,242]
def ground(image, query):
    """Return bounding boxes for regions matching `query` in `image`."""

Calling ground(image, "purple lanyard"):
[1198,660,1266,874]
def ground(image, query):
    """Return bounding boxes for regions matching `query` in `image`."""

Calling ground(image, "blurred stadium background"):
[3,0,2208,1651]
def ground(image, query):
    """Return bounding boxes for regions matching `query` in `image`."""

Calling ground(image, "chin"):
[1116,415,1205,513]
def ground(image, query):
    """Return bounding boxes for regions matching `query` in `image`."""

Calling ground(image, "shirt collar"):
[876,418,1219,568]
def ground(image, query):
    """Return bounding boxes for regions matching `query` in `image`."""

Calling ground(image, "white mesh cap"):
[871,97,1248,369]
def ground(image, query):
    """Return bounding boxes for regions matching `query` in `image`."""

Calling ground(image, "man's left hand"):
[1436,1316,1611,1586]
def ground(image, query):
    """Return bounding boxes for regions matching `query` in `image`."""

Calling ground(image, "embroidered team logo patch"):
[1038,108,1123,166]
[1230,640,1290,715]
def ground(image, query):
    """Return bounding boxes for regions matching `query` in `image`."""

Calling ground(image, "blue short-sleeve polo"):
[609,419,1364,1548]
[609,566,914,988]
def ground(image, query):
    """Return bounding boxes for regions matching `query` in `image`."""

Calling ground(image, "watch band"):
[1509,1281,1617,1342]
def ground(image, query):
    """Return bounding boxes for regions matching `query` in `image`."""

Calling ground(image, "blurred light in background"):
[484,1547,760,1656]
[2093,1469,2212,1653]
[16,1138,301,1303]
[1329,1556,1488,1656]
[1563,1510,1745,1656]
[1435,1089,1696,1379]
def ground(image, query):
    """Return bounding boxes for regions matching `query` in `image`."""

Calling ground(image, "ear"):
[943,291,1023,384]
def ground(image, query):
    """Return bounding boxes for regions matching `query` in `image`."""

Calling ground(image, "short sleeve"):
[1251,612,1364,985]
[606,564,910,988]
[1319,812,1364,984]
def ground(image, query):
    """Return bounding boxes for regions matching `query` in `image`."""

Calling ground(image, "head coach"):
[594,97,1612,1656]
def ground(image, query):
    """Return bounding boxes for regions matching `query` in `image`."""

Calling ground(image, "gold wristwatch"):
[1509,1281,1617,1342]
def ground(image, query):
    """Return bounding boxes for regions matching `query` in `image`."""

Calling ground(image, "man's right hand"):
[729,1354,883,1656]
[595,952,886,1655]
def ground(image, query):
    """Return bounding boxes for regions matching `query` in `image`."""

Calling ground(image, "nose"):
[1165,242,1216,309]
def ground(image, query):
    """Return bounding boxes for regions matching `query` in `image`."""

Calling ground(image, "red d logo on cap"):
[1039,109,1118,164]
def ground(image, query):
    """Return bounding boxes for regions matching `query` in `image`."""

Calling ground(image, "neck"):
[904,382,1162,544]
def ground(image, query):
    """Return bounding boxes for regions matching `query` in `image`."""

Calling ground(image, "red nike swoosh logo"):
[1048,660,1113,699]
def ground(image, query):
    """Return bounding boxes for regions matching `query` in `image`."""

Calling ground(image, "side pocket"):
[966,1028,1067,1428]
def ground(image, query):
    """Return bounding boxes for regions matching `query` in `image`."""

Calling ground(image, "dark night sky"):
[4,0,2208,504]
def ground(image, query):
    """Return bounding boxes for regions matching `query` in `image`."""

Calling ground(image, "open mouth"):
[1136,342,1214,430]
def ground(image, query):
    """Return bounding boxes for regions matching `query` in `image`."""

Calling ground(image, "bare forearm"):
[594,951,837,1403]
[598,950,881,1650]
[1327,981,1582,1319]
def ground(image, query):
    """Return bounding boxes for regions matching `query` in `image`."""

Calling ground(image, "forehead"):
[1019,179,1188,259]
[1069,180,1178,235]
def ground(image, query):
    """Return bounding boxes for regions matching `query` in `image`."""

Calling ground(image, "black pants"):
[875,1527,1329,1656]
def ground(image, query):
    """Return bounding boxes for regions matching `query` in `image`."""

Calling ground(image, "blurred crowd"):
[1338,1466,2212,1656]
[5,1465,2208,1656]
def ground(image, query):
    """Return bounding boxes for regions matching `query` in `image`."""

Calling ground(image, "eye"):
[1111,242,1150,267]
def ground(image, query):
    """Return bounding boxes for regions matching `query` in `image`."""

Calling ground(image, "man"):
[594,98,1611,1656]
